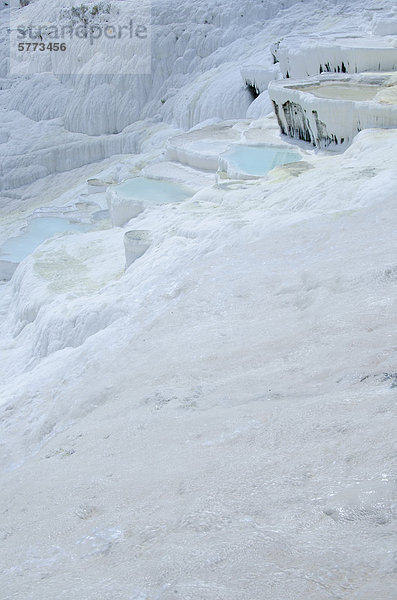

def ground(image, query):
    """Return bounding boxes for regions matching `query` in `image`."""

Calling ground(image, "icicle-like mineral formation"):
[273,36,397,79]
[269,74,397,149]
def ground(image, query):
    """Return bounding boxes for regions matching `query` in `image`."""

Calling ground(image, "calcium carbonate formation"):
[269,73,397,148]
[273,36,397,80]
[1,2,397,599]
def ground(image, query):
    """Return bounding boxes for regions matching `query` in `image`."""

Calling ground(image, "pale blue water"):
[223,145,302,176]
[0,217,90,263]
[113,177,194,203]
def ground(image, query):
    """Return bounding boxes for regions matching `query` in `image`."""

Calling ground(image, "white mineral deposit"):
[0,1,396,599]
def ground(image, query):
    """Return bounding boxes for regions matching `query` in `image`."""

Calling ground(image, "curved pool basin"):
[107,177,195,226]
[113,177,194,204]
[0,217,91,264]
[219,144,302,179]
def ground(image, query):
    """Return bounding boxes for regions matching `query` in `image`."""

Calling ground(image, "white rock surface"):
[0,258,18,280]
[107,185,145,227]
[1,1,397,599]
[274,35,397,79]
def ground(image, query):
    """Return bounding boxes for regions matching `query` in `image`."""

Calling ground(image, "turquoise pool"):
[0,217,91,263]
[113,177,194,204]
[221,144,302,177]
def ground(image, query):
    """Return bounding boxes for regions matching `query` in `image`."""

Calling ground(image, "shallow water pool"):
[0,217,91,263]
[221,145,302,177]
[113,177,194,204]
[302,84,380,101]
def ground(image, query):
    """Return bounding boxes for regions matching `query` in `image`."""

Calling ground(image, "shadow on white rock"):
[124,230,152,269]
